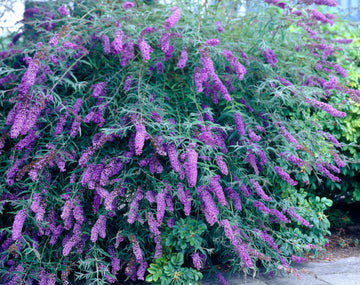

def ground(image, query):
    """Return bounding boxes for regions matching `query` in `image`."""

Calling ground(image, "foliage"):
[308,16,360,204]
[0,0,356,284]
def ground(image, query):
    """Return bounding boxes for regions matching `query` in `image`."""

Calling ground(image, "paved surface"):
[200,257,360,285]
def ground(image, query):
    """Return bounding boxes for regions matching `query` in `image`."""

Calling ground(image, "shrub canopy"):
[0,0,356,284]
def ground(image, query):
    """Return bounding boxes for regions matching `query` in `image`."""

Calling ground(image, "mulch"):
[307,226,360,262]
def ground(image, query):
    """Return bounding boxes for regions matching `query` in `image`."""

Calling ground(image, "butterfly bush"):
[0,0,354,283]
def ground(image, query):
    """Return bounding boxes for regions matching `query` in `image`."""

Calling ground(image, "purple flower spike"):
[206,39,220,46]
[166,143,181,172]
[215,21,224,33]
[58,5,70,16]
[12,209,27,240]
[248,128,261,142]
[92,82,106,98]
[250,179,271,201]
[134,122,146,155]
[177,183,192,216]
[111,29,123,55]
[90,214,107,242]
[123,2,135,9]
[100,35,111,55]
[223,49,247,80]
[192,252,202,270]
[138,38,153,62]
[234,112,245,136]
[209,175,228,206]
[253,200,271,214]
[185,143,198,188]
[216,273,230,285]
[199,188,219,226]
[263,48,278,67]
[177,49,188,69]
[215,155,228,175]
[225,187,242,211]
[274,166,298,186]
[286,208,311,227]
[156,192,166,226]
[164,6,181,29]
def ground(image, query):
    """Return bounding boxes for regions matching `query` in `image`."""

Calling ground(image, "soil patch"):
[308,224,360,262]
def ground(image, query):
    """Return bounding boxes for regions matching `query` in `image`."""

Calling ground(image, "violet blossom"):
[278,124,302,150]
[90,214,107,242]
[225,187,242,211]
[192,252,202,270]
[185,143,198,187]
[274,166,298,186]
[209,175,228,206]
[215,155,228,175]
[164,6,181,29]
[134,122,146,155]
[12,209,27,240]
[137,261,148,280]
[100,35,111,55]
[165,143,181,172]
[234,112,245,136]
[251,179,271,201]
[286,208,311,227]
[58,5,70,16]
[248,128,261,142]
[147,212,161,236]
[199,187,219,226]
[111,28,123,55]
[245,150,259,175]
[128,188,143,224]
[156,192,166,226]
[177,49,188,69]
[263,48,278,67]
[123,2,135,9]
[206,39,220,46]
[223,49,247,80]
[215,21,224,33]
[253,200,271,215]
[306,97,346,118]
[177,182,192,216]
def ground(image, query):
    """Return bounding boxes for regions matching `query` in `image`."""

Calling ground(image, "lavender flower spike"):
[234,112,245,136]
[177,49,188,69]
[164,6,181,29]
[274,166,298,186]
[12,209,27,240]
[58,5,70,16]
[135,122,146,155]
[123,2,135,9]
[216,155,228,175]
[185,143,198,188]
[263,48,278,67]
[250,179,271,201]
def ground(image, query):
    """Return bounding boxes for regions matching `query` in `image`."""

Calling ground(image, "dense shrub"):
[0,0,357,284]
[305,17,360,212]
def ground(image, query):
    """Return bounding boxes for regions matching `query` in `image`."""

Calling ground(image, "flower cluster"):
[164,6,181,29]
[234,112,245,136]
[250,179,271,201]
[286,208,311,227]
[274,166,298,186]
[215,156,228,175]
[223,49,247,80]
[263,48,278,67]
[198,186,219,226]
[209,175,228,206]
[90,215,107,242]
[12,209,27,240]
[185,143,198,187]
